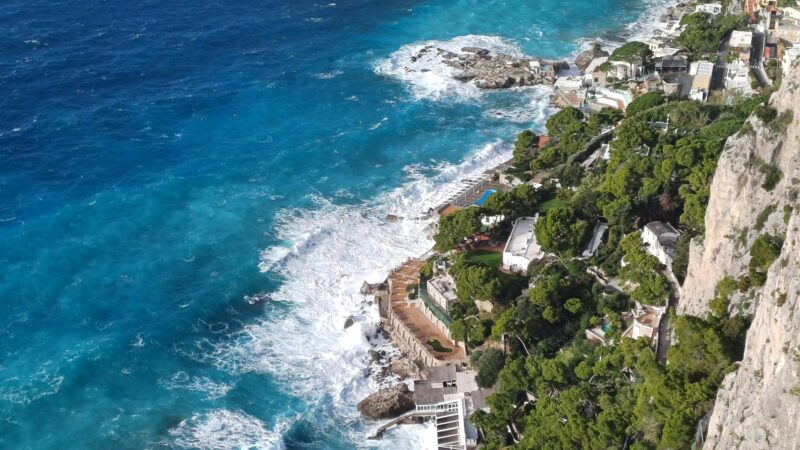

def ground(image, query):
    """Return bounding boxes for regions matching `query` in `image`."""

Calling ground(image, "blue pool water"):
[473,190,497,207]
[0,0,669,448]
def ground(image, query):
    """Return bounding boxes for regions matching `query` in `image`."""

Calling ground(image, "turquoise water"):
[0,0,666,448]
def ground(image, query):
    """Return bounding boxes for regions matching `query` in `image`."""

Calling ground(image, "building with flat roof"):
[642,221,680,267]
[656,55,688,73]
[414,366,492,450]
[689,61,714,101]
[427,275,458,314]
[730,30,754,63]
[502,215,544,274]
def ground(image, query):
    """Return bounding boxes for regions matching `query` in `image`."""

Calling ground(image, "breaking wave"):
[169,409,288,450]
[374,34,529,100]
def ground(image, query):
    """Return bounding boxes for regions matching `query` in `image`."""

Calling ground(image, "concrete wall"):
[385,308,441,367]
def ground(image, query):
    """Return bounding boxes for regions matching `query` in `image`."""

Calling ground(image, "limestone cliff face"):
[680,65,800,318]
[679,63,800,449]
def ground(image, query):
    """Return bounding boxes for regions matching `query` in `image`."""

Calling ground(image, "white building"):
[592,87,635,111]
[414,366,490,450]
[730,30,754,49]
[695,2,722,16]
[689,61,714,101]
[502,215,544,274]
[725,60,753,92]
[427,275,458,314]
[641,221,680,267]
[730,30,754,63]
[622,305,666,342]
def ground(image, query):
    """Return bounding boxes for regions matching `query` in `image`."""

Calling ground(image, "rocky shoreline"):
[407,45,569,89]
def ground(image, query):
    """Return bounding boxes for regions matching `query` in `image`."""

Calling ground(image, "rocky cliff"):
[679,63,800,449]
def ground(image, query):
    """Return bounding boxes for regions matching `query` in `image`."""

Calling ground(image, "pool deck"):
[435,159,513,214]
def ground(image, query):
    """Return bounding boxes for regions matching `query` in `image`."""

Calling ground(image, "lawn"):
[466,250,517,280]
[466,249,502,267]
[536,197,569,213]
[427,339,453,353]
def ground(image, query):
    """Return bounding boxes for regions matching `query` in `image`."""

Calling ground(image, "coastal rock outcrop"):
[356,383,415,420]
[574,43,608,71]
[679,63,800,449]
[407,45,561,89]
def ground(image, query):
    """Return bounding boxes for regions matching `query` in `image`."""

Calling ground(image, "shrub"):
[769,110,794,135]
[471,348,505,388]
[754,204,777,231]
[748,234,784,286]
[754,105,778,124]
[761,166,783,191]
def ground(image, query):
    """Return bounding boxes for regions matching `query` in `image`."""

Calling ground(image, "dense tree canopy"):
[676,12,748,56]
[535,207,590,257]
[434,208,482,250]
[512,129,538,167]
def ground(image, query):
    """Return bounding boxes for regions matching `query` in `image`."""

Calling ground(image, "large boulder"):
[357,383,415,420]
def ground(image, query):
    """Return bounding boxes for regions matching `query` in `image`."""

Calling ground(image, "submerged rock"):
[357,383,415,420]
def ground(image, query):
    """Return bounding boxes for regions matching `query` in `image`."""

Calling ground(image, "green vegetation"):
[483,184,541,219]
[671,233,691,283]
[770,109,794,135]
[754,204,777,231]
[465,250,502,267]
[749,155,783,192]
[434,207,481,251]
[609,41,652,65]
[473,313,747,449]
[625,91,665,117]
[427,56,772,448]
[471,348,506,388]
[676,12,748,57]
[531,107,590,171]
[619,232,670,305]
[512,129,538,168]
[427,339,453,353]
[535,206,590,257]
[748,234,784,286]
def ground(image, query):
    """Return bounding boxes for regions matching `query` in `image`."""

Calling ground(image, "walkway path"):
[656,269,682,363]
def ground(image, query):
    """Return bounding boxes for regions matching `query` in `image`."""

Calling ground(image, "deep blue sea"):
[1,1,667,448]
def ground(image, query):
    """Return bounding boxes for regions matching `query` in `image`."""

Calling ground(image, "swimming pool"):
[473,189,497,207]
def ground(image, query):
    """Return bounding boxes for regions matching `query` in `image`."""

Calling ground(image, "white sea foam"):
[374,34,527,100]
[572,0,682,59]
[181,140,515,449]
[169,409,288,450]
[159,372,234,401]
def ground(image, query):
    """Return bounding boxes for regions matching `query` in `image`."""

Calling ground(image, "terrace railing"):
[418,276,452,327]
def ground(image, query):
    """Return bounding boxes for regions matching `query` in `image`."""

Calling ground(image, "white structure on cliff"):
[413,366,492,449]
[502,215,543,274]
[622,304,666,342]
[426,275,458,314]
[641,221,680,267]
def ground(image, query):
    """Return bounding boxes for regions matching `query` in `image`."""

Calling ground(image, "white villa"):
[641,221,680,267]
[502,215,544,274]
[622,304,666,343]
[414,366,492,450]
